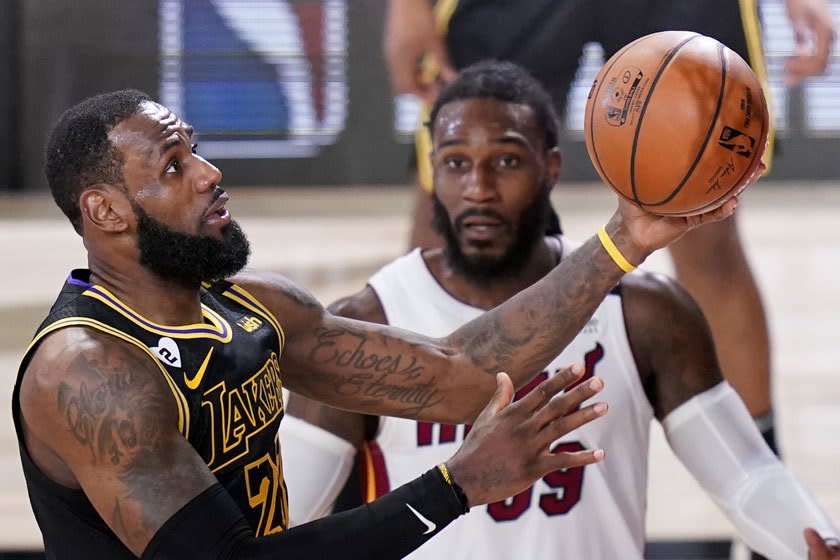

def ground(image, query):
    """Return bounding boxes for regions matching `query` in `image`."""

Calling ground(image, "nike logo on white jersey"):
[150,337,182,368]
[406,504,436,535]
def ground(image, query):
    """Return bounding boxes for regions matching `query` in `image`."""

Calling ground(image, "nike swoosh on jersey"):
[184,347,214,390]
[406,503,436,535]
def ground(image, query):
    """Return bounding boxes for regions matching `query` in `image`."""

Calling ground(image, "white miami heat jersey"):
[362,241,655,560]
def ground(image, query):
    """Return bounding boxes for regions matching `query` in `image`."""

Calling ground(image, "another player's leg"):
[658,0,780,450]
[407,166,442,249]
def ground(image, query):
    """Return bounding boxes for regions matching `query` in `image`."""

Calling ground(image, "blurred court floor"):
[1,182,838,555]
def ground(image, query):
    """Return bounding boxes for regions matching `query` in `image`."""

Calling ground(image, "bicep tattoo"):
[55,335,207,534]
[57,345,169,469]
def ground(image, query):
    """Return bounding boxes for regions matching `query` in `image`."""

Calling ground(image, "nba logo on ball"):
[584,31,769,216]
[719,126,756,158]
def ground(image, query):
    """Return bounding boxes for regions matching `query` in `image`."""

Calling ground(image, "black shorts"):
[446,0,757,119]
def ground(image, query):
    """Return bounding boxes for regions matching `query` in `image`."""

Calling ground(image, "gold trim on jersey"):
[222,284,286,351]
[23,317,190,438]
[738,0,775,172]
[82,285,233,343]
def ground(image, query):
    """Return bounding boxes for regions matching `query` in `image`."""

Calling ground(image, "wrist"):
[603,217,651,266]
[437,463,470,513]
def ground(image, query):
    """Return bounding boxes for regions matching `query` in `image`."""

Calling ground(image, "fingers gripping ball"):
[584,31,769,216]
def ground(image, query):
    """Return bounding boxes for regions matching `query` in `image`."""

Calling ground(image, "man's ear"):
[79,185,131,233]
[546,147,562,190]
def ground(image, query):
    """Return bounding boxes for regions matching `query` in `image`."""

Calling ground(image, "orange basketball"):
[584,31,769,216]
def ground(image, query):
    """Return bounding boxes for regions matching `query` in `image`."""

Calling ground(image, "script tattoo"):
[54,335,208,538]
[307,327,444,416]
[58,355,150,466]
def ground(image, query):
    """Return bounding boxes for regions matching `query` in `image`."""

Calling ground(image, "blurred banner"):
[159,0,349,159]
[6,0,840,191]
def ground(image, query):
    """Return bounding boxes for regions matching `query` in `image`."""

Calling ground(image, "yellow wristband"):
[597,226,637,273]
[437,463,453,485]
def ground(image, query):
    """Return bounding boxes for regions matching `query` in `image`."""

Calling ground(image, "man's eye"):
[165,160,181,174]
[446,158,466,169]
[499,155,520,168]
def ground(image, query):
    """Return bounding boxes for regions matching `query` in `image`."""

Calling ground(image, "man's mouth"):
[460,214,505,234]
[458,214,508,243]
[202,191,231,224]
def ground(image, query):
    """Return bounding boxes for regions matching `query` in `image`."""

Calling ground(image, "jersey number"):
[417,343,604,521]
[244,449,289,535]
[487,440,585,521]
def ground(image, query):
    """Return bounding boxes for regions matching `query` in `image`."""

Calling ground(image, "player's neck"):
[87,253,205,325]
[427,237,561,310]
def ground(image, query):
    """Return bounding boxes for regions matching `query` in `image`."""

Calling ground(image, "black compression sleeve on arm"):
[142,467,465,560]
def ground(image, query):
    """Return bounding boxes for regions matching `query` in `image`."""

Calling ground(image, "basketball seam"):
[629,34,703,203]
[681,66,769,215]
[643,43,729,207]
[587,35,654,193]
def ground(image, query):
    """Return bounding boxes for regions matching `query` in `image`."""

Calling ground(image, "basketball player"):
[282,61,840,559]
[384,0,837,466]
[12,89,737,559]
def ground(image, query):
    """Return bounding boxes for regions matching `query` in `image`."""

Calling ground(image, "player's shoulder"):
[619,269,685,301]
[229,268,324,313]
[328,285,387,324]
[620,269,705,323]
[20,326,173,437]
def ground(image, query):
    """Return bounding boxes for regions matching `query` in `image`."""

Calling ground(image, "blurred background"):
[3,0,840,192]
[1,1,839,558]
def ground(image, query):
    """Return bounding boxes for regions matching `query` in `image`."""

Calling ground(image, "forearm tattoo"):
[299,235,623,414]
[306,326,444,416]
[453,235,623,377]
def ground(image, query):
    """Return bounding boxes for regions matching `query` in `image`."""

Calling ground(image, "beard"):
[432,188,552,288]
[133,203,251,287]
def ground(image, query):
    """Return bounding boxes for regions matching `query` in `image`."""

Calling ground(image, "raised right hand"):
[606,161,766,265]
[443,365,607,507]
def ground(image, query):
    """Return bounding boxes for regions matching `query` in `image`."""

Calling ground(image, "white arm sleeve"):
[278,415,357,526]
[662,382,838,560]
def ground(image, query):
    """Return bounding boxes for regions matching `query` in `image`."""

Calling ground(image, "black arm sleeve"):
[142,468,465,560]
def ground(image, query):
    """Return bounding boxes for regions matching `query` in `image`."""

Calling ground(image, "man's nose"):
[195,155,223,192]
[463,165,498,202]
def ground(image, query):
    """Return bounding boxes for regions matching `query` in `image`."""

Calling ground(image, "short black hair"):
[428,60,560,149]
[45,89,151,234]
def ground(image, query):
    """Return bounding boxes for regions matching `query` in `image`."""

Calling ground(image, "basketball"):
[584,30,769,216]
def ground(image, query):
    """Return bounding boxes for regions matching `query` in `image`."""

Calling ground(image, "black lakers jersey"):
[13,269,289,558]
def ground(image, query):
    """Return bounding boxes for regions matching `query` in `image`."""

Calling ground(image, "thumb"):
[474,372,514,425]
